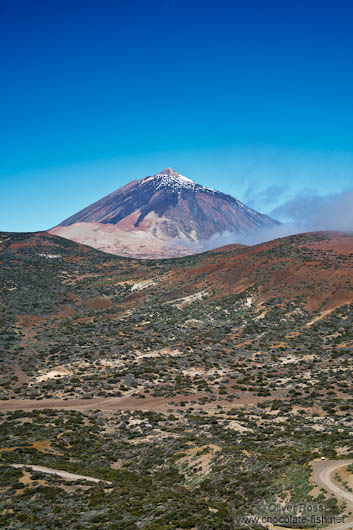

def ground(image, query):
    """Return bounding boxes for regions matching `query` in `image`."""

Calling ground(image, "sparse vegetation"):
[1,230,353,528]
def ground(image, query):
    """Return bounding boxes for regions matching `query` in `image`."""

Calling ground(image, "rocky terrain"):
[1,229,353,529]
[51,168,277,258]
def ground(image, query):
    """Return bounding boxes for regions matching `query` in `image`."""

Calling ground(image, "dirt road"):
[0,392,273,413]
[11,464,111,484]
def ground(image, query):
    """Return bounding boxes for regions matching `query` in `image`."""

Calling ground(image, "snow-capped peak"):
[155,174,196,191]
[140,168,198,191]
[140,168,228,196]
[157,168,191,180]
[154,168,193,183]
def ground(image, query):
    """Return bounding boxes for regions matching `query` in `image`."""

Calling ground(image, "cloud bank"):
[201,187,353,250]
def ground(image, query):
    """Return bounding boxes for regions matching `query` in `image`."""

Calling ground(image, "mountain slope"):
[51,168,278,258]
[2,229,353,393]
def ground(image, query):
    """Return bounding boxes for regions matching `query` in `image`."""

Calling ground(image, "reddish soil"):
[153,232,353,313]
[0,390,282,414]
[80,297,113,310]
[210,243,248,253]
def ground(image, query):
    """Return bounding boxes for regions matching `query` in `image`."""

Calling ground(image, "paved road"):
[268,460,353,530]
[11,463,111,484]
[313,459,353,511]
[4,402,353,530]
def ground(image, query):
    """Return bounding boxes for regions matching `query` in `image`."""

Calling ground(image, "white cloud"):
[199,187,353,250]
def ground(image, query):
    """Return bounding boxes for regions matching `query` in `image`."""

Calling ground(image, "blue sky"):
[1,0,353,231]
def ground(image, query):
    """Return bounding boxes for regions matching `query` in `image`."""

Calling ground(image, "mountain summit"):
[51,169,278,258]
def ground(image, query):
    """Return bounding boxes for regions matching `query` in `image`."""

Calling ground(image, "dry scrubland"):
[1,230,353,528]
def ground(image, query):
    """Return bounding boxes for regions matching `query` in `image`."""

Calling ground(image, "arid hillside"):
[2,229,353,529]
[154,231,353,313]
[2,228,353,402]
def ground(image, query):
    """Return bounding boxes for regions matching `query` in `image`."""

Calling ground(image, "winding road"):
[313,459,353,511]
[269,460,353,530]
[3,395,353,530]
[8,459,353,529]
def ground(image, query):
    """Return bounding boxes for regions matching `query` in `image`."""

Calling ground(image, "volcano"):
[51,168,278,258]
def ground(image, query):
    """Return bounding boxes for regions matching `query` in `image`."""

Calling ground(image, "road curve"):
[268,460,353,530]
[11,463,112,484]
[313,459,353,510]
